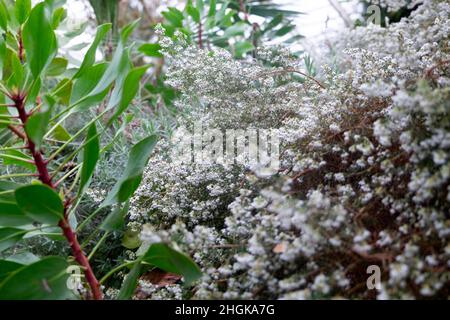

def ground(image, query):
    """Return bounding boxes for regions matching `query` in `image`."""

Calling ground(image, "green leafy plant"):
[0,0,201,300]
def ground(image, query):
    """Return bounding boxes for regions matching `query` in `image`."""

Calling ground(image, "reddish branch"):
[198,20,203,49]
[18,28,24,64]
[9,93,103,300]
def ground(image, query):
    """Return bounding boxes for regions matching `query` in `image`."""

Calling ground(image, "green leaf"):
[109,65,149,123]
[0,181,21,202]
[51,7,65,29]
[25,96,55,149]
[74,21,137,108]
[223,22,247,38]
[0,256,71,299]
[208,0,216,17]
[9,52,24,88]
[14,0,31,25]
[100,202,129,231]
[0,201,33,227]
[0,260,23,283]
[74,23,111,78]
[102,135,158,206]
[162,8,184,28]
[0,227,25,252]
[78,123,99,196]
[52,123,71,141]
[142,243,202,286]
[122,228,141,249]
[0,0,9,31]
[117,260,142,300]
[15,185,64,225]
[51,78,72,105]
[46,57,67,77]
[234,41,254,58]
[187,5,200,23]
[138,43,162,58]
[1,149,35,171]
[22,2,57,78]
[70,62,111,112]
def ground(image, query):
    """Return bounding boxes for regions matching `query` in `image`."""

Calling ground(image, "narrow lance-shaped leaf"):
[78,123,99,196]
[117,260,142,300]
[15,0,31,25]
[108,65,149,124]
[0,1,9,31]
[22,2,57,78]
[102,135,158,206]
[100,201,129,231]
[77,20,138,105]
[15,184,64,225]
[25,96,55,149]
[74,23,111,78]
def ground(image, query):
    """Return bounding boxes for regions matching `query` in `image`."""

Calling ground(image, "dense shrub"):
[125,0,450,299]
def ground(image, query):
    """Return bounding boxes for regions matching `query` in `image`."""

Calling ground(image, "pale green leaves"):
[22,2,57,79]
[102,135,158,206]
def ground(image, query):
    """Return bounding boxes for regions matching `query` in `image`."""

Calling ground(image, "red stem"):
[11,94,103,300]
[18,28,24,64]
[198,21,203,49]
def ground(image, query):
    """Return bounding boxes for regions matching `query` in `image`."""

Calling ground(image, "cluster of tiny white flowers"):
[123,0,449,300]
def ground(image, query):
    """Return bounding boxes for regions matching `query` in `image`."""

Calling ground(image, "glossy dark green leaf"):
[78,123,99,196]
[0,201,32,227]
[142,243,202,286]
[0,260,23,282]
[25,96,55,149]
[138,43,162,58]
[15,184,64,225]
[22,2,57,78]
[162,8,184,28]
[117,260,142,300]
[0,227,25,252]
[46,57,67,77]
[0,256,71,300]
[0,181,21,202]
[14,0,31,25]
[74,23,111,78]
[102,135,158,206]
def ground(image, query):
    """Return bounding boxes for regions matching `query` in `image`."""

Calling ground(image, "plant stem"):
[9,93,103,300]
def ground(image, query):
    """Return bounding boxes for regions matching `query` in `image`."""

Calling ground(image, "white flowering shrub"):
[128,0,450,299]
